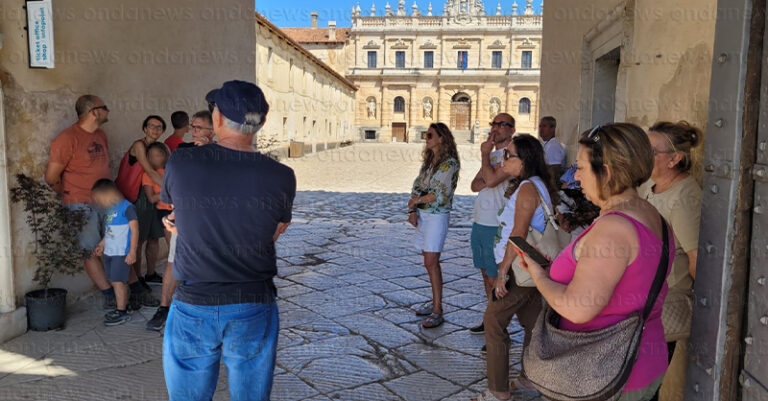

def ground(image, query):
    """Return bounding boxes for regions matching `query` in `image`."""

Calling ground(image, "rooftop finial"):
[512,1,518,14]
[496,1,502,15]
[371,1,376,15]
[428,1,433,15]
[397,0,406,15]
[412,0,419,15]
[524,0,533,15]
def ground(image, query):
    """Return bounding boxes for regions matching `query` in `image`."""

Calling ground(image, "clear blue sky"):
[255,0,542,28]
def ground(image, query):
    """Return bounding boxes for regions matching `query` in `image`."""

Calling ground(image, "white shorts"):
[168,233,177,263]
[414,211,450,253]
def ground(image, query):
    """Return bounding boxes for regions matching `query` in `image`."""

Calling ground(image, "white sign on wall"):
[26,0,55,68]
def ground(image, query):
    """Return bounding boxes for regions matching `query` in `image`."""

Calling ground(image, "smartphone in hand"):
[508,236,551,268]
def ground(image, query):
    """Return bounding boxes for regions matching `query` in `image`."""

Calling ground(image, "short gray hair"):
[222,112,265,135]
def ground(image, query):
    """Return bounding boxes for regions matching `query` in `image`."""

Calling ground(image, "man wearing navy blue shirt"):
[161,81,296,401]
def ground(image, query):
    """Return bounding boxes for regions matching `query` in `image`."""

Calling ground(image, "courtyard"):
[0,144,540,400]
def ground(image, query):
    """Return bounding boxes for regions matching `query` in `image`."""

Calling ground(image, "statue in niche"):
[423,99,433,120]
[489,99,500,118]
[367,99,376,119]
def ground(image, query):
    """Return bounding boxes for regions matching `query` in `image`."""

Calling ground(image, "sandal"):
[414,303,434,316]
[470,390,509,401]
[422,312,444,328]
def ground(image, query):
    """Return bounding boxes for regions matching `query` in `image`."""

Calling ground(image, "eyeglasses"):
[652,148,675,156]
[490,121,514,128]
[503,149,519,160]
[90,105,109,113]
[146,123,164,130]
[191,124,213,132]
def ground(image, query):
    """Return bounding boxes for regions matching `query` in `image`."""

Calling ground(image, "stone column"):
[0,84,28,343]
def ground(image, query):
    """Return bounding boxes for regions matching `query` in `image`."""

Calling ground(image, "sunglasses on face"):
[503,149,519,160]
[425,132,441,140]
[490,121,514,128]
[90,105,109,113]
[208,102,216,114]
[146,123,164,130]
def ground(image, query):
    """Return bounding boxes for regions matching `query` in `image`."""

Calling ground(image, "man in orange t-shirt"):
[45,95,116,306]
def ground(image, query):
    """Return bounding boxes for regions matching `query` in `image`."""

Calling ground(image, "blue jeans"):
[163,300,279,401]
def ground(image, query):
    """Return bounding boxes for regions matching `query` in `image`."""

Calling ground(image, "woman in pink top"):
[519,123,674,400]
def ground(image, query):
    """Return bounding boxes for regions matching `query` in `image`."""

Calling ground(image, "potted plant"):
[10,173,89,331]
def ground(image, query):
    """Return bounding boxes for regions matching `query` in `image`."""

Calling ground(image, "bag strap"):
[641,215,670,321]
[527,178,562,231]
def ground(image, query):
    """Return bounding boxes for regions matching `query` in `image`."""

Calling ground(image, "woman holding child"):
[115,115,168,285]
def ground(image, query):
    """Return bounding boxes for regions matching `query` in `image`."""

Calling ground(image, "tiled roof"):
[282,28,351,44]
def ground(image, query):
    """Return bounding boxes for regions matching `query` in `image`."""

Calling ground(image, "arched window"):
[519,97,531,114]
[394,96,405,113]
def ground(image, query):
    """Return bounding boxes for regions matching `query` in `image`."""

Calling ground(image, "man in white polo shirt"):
[539,116,566,188]
[468,113,515,336]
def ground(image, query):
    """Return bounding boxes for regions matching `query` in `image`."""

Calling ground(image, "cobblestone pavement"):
[0,144,541,401]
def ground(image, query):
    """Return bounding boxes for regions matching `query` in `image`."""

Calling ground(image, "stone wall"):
[255,13,357,151]
[540,0,716,164]
[0,0,255,308]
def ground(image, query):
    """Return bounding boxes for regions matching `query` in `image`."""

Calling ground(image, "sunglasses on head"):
[490,121,514,128]
[587,125,602,145]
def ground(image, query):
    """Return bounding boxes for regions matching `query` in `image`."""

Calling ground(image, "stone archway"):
[450,92,471,131]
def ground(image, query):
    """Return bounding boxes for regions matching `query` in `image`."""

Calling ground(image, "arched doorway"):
[450,92,471,131]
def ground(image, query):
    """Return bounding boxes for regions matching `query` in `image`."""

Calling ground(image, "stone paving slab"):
[0,144,544,400]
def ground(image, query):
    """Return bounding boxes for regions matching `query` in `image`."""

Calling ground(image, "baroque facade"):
[256,12,358,154]
[349,0,541,142]
[284,0,542,143]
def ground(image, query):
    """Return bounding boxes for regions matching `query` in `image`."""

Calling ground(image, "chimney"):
[310,11,318,28]
[328,21,337,40]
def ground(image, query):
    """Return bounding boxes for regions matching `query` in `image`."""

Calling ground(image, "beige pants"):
[483,281,542,393]
[659,339,688,401]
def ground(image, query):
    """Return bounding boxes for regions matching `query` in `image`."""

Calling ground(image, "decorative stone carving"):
[488,39,506,49]
[363,40,380,49]
[367,98,377,119]
[489,98,501,119]
[420,40,438,49]
[423,98,433,120]
[392,39,409,49]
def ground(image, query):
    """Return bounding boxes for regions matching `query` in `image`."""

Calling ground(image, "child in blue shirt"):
[92,179,139,326]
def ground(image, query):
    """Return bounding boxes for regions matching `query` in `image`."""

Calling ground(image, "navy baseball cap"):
[205,80,269,125]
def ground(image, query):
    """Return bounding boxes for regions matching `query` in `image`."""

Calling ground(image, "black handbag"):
[522,215,670,401]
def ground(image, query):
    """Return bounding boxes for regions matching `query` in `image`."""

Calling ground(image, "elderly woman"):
[115,115,167,287]
[641,121,702,401]
[517,123,675,401]
[473,134,556,401]
[408,122,460,329]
